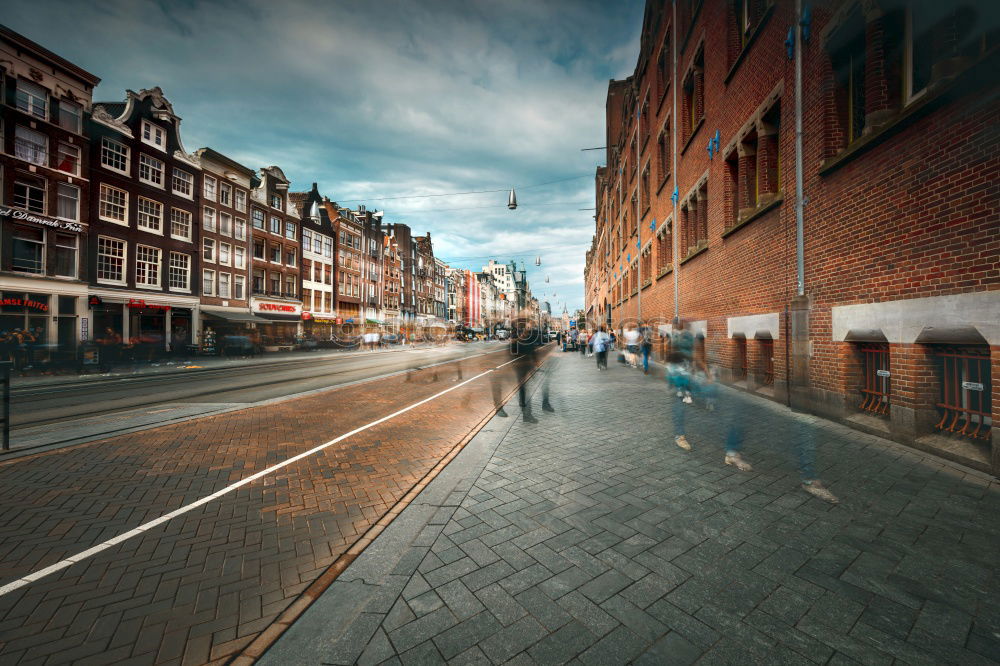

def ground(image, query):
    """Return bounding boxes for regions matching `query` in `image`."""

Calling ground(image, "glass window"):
[169,252,189,291]
[218,272,231,299]
[219,242,231,266]
[285,274,296,297]
[141,121,166,149]
[97,236,126,283]
[203,237,216,262]
[235,218,247,241]
[253,269,265,294]
[59,100,82,133]
[170,208,192,240]
[14,180,46,214]
[57,183,79,221]
[16,79,47,118]
[54,233,77,277]
[285,221,296,240]
[234,189,247,212]
[100,137,129,173]
[203,207,216,232]
[324,237,333,258]
[285,250,296,267]
[270,216,281,234]
[253,239,264,259]
[303,229,312,250]
[270,243,282,263]
[203,269,215,296]
[219,183,231,206]
[136,245,160,287]
[234,274,245,300]
[219,212,232,236]
[11,226,44,274]
[137,197,163,233]
[172,169,193,197]
[56,142,80,175]
[99,184,128,223]
[313,236,322,254]
[234,245,246,269]
[14,126,47,166]
[252,208,265,229]
[138,154,164,186]
[203,175,217,201]
[271,194,282,209]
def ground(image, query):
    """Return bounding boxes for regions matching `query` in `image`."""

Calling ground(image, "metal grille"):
[859,345,890,416]
[935,347,992,440]
[760,339,774,386]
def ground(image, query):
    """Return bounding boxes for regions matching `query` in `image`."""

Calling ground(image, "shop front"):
[0,276,89,370]
[251,298,301,351]
[302,311,338,342]
[87,290,200,361]
[200,306,259,356]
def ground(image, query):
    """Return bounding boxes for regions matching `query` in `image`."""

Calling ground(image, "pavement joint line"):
[0,352,534,598]
[0,345,511,462]
[240,350,552,663]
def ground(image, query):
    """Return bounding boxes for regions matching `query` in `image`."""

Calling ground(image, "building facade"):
[359,209,383,325]
[0,26,99,363]
[292,184,337,338]
[88,87,202,353]
[585,0,1000,473]
[382,232,402,328]
[334,206,363,325]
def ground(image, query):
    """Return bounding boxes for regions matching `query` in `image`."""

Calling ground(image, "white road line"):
[0,355,525,598]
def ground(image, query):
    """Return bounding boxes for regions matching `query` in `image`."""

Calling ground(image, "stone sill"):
[641,280,652,291]
[721,194,783,239]
[679,243,708,266]
[656,267,673,280]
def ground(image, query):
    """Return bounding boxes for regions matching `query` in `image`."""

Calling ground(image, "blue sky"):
[6,0,644,312]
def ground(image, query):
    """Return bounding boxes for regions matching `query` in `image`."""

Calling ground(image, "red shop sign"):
[0,297,49,312]
[258,303,296,312]
[302,311,313,320]
[127,299,170,311]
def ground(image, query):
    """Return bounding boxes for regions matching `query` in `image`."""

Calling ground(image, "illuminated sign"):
[127,299,170,311]
[258,303,296,312]
[0,206,84,232]
[0,297,49,312]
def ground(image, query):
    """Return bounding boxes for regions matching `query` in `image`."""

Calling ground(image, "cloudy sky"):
[6,0,644,312]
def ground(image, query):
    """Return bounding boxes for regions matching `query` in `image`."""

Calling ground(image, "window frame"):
[170,208,192,242]
[171,168,194,198]
[100,137,130,175]
[16,79,48,119]
[168,251,190,292]
[140,120,167,151]
[56,182,80,222]
[58,99,82,133]
[96,235,127,285]
[138,153,165,188]
[13,179,47,214]
[136,196,164,234]
[203,269,216,296]
[135,244,162,289]
[203,237,216,263]
[203,174,217,202]
[56,141,81,176]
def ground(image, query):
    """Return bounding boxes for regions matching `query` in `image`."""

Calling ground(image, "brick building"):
[334,205,363,325]
[359,209,383,325]
[585,0,999,473]
[384,222,416,329]
[0,26,99,362]
[193,147,256,343]
[88,87,202,353]
[249,165,301,348]
[382,233,402,328]
[290,184,337,339]
[413,233,436,325]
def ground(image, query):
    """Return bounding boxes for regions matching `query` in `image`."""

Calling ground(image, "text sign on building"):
[962,381,984,392]
[0,297,49,312]
[0,206,84,232]
[253,301,301,315]
[127,299,170,311]
[876,369,890,378]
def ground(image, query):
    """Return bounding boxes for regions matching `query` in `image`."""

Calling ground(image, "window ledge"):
[679,243,708,265]
[820,49,998,177]
[642,279,652,290]
[680,117,705,155]
[656,267,673,279]
[721,194,783,238]
[724,5,775,85]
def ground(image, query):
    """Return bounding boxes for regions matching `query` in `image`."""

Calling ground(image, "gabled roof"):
[0,24,100,86]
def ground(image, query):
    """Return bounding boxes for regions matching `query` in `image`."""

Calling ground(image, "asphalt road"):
[9,342,510,429]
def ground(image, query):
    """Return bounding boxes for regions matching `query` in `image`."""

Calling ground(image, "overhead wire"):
[334,173,591,203]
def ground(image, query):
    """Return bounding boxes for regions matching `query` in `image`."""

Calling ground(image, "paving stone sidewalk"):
[262,352,1000,665]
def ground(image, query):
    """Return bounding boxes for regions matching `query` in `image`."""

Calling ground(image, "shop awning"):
[201,306,260,323]
[254,312,302,322]
[365,319,384,325]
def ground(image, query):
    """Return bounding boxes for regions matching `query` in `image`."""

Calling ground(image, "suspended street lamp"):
[507,188,517,210]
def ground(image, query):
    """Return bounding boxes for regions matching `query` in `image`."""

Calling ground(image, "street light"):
[507,188,517,210]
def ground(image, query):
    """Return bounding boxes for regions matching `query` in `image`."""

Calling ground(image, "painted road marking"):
[0,354,527,598]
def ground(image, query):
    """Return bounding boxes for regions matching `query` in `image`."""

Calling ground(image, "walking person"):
[623,323,640,368]
[578,329,589,358]
[639,321,654,374]
[591,326,611,370]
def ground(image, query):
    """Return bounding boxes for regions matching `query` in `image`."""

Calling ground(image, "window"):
[234,245,246,269]
[253,269,265,294]
[218,272,231,299]
[656,222,672,274]
[253,239,264,259]
[271,194,282,209]
[270,243,282,263]
[219,183,231,206]
[285,249,297,267]
[16,79,47,119]
[14,126,47,166]
[172,169,193,197]
[53,233,77,277]
[169,252,190,291]
[101,137,129,174]
[313,236,322,254]
[269,216,281,234]
[252,208,265,229]
[10,177,44,214]
[203,269,215,296]
[203,175,217,201]
[681,182,708,256]
[56,142,80,175]
[170,208,192,240]
[234,218,247,241]
[234,189,247,212]
[682,47,705,144]
[219,242,231,266]
[234,274,245,300]
[138,154,164,187]
[269,272,280,294]
[658,122,671,183]
[136,245,161,287]
[219,212,232,236]
[203,237,216,263]
[641,166,650,212]
[285,221,297,240]
[56,183,79,221]
[303,229,313,251]
[137,197,163,233]
[59,100,82,133]
[726,102,781,229]
[323,237,333,258]
[833,34,867,144]
[203,207,216,232]
[285,274,297,298]
[97,236,126,284]
[657,35,671,99]
[141,121,166,150]
[11,226,44,274]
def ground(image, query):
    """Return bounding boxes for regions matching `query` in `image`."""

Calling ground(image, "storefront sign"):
[0,205,84,232]
[126,299,170,311]
[962,381,984,392]
[259,303,297,312]
[88,295,103,307]
[876,370,890,378]
[302,311,313,320]
[81,317,89,342]
[0,297,49,312]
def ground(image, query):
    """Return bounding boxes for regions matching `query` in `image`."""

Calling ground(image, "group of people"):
[565,323,654,373]
[0,327,43,370]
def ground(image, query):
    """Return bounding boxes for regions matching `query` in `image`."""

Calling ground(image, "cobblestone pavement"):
[263,351,1000,665]
[0,345,542,665]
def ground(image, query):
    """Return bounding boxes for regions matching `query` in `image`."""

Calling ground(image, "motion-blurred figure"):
[591,326,611,370]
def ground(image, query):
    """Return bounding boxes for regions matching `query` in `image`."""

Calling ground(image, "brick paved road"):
[0,345,545,665]
[263,352,1000,664]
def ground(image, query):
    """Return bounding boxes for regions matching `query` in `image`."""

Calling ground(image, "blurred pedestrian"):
[623,323,640,368]
[639,321,653,374]
[591,326,611,370]
[578,329,588,358]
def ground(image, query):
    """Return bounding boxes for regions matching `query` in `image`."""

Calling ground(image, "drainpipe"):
[795,0,805,297]
[672,0,680,322]
[636,93,642,322]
